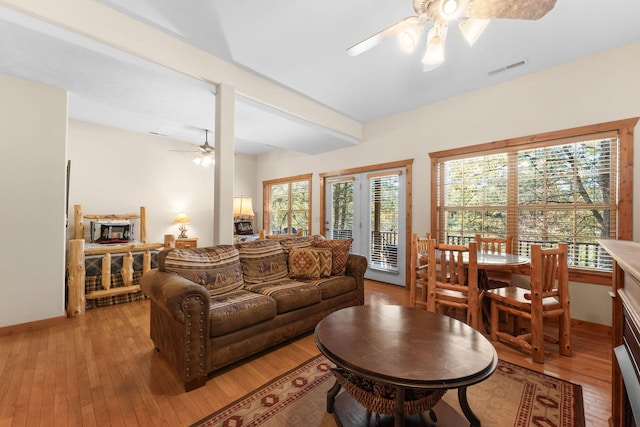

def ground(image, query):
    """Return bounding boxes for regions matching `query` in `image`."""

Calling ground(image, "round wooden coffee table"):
[315,305,498,427]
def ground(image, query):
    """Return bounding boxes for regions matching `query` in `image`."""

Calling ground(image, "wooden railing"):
[66,240,164,317]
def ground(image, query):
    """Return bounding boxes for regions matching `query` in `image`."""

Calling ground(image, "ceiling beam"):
[0,0,363,143]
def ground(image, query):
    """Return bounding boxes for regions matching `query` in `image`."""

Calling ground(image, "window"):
[263,174,312,235]
[430,119,637,282]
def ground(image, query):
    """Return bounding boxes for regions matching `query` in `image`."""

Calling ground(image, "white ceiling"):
[1,0,640,155]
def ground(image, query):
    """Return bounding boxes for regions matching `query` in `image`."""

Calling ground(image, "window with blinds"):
[263,174,311,235]
[369,171,400,272]
[432,121,636,276]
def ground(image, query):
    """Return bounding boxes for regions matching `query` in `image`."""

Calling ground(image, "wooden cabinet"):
[175,238,198,249]
[597,239,640,427]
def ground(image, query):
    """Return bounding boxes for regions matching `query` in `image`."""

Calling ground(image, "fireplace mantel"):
[598,239,640,427]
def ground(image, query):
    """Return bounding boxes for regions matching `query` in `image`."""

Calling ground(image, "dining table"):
[418,249,531,332]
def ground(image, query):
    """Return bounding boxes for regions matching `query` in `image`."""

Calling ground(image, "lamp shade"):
[174,212,190,224]
[233,197,254,219]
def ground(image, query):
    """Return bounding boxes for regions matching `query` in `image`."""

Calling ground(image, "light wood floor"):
[0,280,611,426]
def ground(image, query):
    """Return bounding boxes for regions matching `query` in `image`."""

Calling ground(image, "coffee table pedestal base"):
[332,391,468,427]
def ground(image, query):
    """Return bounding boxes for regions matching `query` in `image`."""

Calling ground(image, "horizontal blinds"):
[435,133,618,271]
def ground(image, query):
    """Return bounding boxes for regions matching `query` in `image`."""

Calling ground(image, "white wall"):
[255,41,640,326]
[67,120,263,248]
[0,74,68,328]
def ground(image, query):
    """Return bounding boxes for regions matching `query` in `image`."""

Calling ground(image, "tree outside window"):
[431,119,637,281]
[263,174,311,235]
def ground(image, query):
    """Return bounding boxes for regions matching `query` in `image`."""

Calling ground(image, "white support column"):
[214,83,235,245]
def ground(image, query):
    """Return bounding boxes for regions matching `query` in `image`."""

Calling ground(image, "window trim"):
[429,118,638,285]
[263,173,312,235]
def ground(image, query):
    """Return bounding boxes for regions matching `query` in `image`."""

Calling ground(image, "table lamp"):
[233,197,254,220]
[174,212,190,238]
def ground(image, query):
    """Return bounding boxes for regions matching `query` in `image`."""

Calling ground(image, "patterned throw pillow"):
[158,245,244,296]
[314,239,353,276]
[315,248,333,278]
[288,248,321,279]
[238,239,288,284]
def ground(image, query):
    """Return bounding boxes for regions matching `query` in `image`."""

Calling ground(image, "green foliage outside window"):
[439,136,617,270]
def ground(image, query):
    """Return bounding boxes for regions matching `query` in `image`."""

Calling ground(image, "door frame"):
[319,159,414,286]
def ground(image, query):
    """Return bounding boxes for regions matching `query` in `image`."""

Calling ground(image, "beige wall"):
[67,120,259,246]
[0,74,68,328]
[255,41,640,326]
[67,120,218,246]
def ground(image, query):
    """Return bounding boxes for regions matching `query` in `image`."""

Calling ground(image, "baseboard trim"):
[0,315,67,337]
[570,318,612,335]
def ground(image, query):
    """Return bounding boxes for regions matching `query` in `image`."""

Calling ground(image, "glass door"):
[325,169,406,286]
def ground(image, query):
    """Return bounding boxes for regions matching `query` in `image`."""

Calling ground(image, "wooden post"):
[143,250,151,274]
[140,206,147,243]
[164,234,175,249]
[101,253,112,291]
[67,239,85,317]
[122,252,134,287]
[74,204,84,240]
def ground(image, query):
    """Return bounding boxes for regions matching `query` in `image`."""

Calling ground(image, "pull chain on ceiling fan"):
[347,0,557,72]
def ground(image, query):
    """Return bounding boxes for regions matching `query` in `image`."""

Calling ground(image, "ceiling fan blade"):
[347,16,421,56]
[466,0,557,20]
[458,17,490,46]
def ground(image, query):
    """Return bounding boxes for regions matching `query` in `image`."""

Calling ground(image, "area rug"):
[191,354,584,427]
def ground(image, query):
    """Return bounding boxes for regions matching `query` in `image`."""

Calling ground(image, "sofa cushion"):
[238,239,288,284]
[288,248,321,279]
[158,245,243,296]
[314,239,353,276]
[303,275,357,299]
[209,290,277,337]
[244,279,322,314]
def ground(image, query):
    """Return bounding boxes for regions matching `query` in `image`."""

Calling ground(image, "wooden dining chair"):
[475,234,514,288]
[409,233,430,308]
[485,243,571,363]
[426,239,482,331]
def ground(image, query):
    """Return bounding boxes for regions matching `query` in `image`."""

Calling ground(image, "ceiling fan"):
[347,0,557,71]
[171,129,215,167]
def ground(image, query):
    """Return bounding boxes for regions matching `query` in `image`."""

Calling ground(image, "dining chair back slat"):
[409,233,430,307]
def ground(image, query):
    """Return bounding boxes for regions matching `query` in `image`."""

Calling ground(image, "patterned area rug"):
[191,355,584,427]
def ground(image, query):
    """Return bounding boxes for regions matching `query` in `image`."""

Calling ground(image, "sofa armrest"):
[345,254,368,306]
[140,269,210,324]
[140,269,211,391]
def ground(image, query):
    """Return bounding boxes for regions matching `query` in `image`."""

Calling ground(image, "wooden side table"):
[175,238,198,249]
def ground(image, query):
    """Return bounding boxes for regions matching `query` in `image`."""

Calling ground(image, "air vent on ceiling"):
[488,59,527,76]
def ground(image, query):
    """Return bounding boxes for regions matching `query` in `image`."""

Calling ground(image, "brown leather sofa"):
[141,237,367,391]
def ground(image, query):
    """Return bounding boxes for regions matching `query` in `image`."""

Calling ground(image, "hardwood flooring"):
[0,280,611,426]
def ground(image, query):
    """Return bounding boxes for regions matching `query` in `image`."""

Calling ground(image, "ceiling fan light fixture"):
[422,24,447,70]
[440,0,467,21]
[192,129,215,167]
[398,24,423,53]
[200,154,213,167]
[459,17,490,46]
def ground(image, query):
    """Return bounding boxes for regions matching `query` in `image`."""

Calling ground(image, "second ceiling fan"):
[347,0,557,71]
